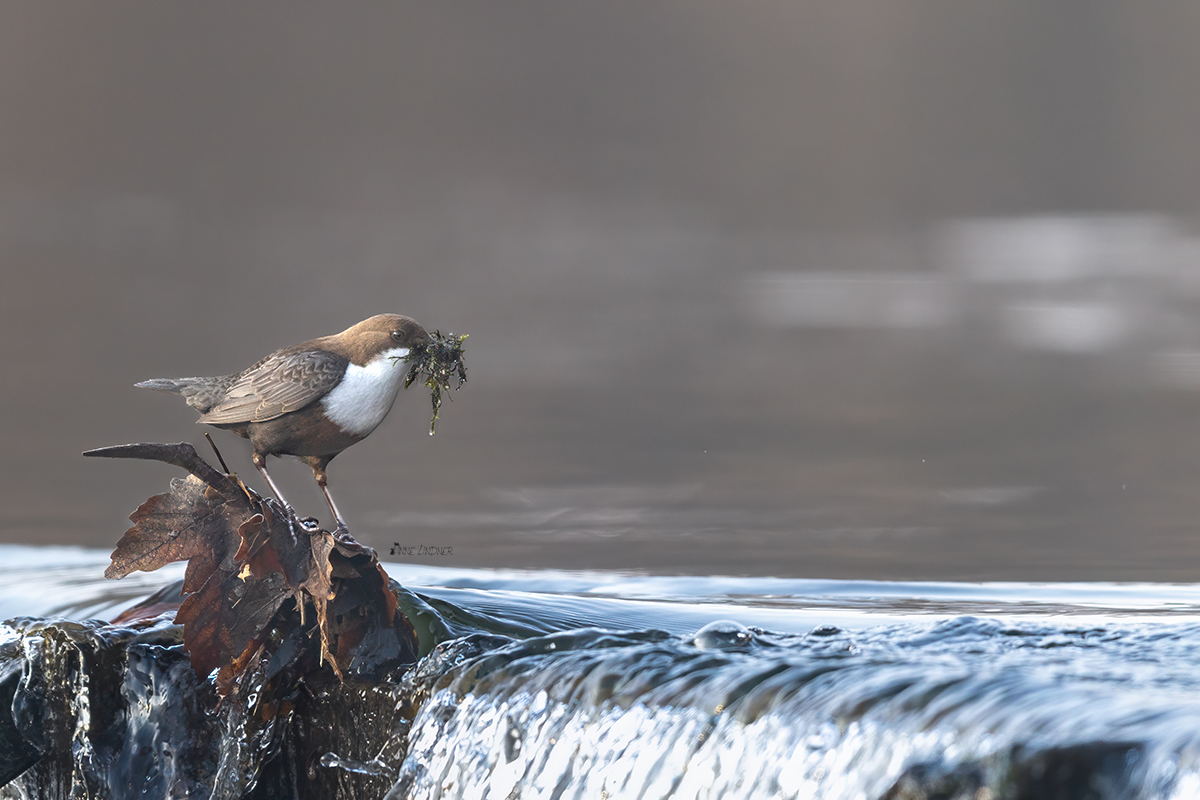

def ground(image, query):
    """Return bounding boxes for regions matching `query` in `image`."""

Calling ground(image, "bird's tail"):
[135,377,226,413]
[134,378,188,393]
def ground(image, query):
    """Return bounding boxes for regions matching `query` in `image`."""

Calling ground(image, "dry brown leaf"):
[93,441,420,696]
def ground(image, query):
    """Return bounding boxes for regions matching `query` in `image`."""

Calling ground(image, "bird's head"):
[338,313,431,364]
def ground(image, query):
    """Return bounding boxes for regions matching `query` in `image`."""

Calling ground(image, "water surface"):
[5,545,1200,798]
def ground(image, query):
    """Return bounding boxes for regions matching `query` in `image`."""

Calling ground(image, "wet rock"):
[0,616,418,799]
[1004,741,1145,800]
[880,760,987,800]
[880,741,1145,800]
[0,442,443,797]
[0,644,38,787]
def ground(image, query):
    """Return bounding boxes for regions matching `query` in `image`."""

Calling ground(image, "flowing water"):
[5,545,1200,798]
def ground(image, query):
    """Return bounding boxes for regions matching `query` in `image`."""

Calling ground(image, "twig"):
[83,442,237,498]
[204,432,232,474]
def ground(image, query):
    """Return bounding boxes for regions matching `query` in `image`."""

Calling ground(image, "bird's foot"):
[261,498,324,543]
[330,522,375,557]
[332,520,354,545]
[261,498,296,526]
[282,508,300,545]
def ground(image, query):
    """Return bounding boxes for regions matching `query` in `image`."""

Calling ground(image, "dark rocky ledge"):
[0,442,448,799]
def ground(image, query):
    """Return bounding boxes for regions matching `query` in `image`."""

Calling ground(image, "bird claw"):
[261,494,338,543]
[281,507,300,545]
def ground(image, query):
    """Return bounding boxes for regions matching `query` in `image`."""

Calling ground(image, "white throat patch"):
[320,346,411,436]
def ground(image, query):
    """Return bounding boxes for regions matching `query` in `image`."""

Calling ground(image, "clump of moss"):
[399,331,467,434]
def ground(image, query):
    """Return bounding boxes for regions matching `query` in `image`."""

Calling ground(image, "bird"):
[136,313,431,532]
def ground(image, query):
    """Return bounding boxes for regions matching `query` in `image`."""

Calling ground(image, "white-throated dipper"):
[136,313,431,531]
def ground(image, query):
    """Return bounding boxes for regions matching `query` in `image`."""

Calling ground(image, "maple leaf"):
[104,474,246,593]
[234,505,309,589]
[89,441,422,696]
[176,569,290,679]
[300,531,338,676]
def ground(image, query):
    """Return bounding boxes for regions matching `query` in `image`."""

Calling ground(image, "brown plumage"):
[137,314,430,530]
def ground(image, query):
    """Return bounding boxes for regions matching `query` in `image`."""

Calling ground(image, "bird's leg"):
[252,452,299,542]
[252,452,295,511]
[308,460,350,538]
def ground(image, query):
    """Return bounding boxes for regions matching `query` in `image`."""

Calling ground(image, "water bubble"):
[692,620,754,650]
[809,624,843,637]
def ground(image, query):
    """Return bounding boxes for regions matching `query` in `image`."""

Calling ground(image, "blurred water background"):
[4,4,1200,580]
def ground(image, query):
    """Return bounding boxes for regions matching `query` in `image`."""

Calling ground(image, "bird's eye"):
[391,330,408,343]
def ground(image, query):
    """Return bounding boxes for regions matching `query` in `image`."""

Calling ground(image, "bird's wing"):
[197,349,348,424]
